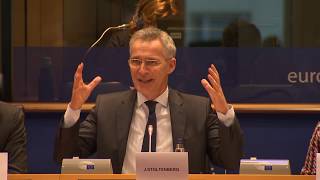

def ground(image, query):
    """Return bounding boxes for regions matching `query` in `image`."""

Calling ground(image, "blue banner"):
[12,47,320,103]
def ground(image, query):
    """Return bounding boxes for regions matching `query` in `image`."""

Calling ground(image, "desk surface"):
[8,174,316,180]
[12,102,320,113]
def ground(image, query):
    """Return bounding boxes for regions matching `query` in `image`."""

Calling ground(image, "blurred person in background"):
[103,0,178,47]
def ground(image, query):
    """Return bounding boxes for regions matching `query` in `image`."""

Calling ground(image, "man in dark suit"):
[55,27,243,173]
[0,101,27,173]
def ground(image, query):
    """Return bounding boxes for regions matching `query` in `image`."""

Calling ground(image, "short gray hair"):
[129,27,176,59]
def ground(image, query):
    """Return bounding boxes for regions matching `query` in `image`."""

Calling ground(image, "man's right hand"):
[70,63,102,110]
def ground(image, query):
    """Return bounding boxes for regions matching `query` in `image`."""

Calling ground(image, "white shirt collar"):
[137,87,169,108]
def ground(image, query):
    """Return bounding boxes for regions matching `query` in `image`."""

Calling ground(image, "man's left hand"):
[201,64,229,114]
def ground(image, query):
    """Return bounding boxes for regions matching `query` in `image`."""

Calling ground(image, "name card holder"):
[136,152,188,180]
[0,153,8,180]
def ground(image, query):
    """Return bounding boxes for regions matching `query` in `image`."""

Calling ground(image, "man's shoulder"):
[0,101,23,127]
[96,90,135,102]
[0,101,21,115]
[169,89,209,103]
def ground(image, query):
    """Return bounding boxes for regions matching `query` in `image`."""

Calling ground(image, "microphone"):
[82,23,130,60]
[148,125,153,152]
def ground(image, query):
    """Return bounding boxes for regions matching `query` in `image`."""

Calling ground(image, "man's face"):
[129,39,176,100]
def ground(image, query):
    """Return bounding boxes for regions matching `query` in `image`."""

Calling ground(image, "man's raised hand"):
[70,63,102,110]
[201,64,228,114]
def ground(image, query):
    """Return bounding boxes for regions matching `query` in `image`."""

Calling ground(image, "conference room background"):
[1,0,320,174]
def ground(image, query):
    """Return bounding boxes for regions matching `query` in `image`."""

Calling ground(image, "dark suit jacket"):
[0,102,27,173]
[55,89,243,173]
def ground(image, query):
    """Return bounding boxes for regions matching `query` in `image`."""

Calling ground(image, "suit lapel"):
[115,90,137,170]
[168,89,186,150]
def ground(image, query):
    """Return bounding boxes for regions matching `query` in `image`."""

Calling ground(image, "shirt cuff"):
[216,104,235,127]
[63,103,81,128]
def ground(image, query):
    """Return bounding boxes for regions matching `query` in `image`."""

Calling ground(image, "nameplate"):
[317,153,320,180]
[0,153,8,180]
[61,158,113,174]
[136,152,188,180]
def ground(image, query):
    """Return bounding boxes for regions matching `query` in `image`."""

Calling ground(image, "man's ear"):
[168,58,176,74]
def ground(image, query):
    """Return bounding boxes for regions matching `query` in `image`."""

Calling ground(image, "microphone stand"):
[148,125,153,152]
[82,24,130,60]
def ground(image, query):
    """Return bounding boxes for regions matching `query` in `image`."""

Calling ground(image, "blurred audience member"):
[104,0,178,47]
[222,19,261,47]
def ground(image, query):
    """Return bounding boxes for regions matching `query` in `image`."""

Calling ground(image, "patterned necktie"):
[141,101,157,152]
[301,121,320,175]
